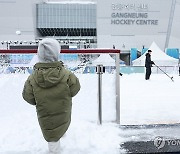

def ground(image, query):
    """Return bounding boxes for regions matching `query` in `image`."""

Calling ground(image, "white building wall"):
[97,0,180,50]
[169,0,180,49]
[0,0,42,42]
[0,0,180,50]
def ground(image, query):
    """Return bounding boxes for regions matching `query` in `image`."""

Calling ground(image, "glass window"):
[37,3,96,29]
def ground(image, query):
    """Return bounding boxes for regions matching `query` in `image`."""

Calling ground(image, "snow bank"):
[0,74,124,154]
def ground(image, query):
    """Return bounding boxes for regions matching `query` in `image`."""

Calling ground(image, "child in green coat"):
[22,38,80,154]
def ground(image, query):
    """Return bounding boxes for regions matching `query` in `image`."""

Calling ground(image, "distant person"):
[22,38,81,154]
[178,61,180,76]
[145,50,155,80]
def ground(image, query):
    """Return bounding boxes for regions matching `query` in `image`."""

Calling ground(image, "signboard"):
[97,0,172,48]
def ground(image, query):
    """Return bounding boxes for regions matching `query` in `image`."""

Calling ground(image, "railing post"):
[96,64,105,125]
[115,53,120,124]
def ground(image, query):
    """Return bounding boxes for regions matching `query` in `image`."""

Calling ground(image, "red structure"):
[0,49,120,54]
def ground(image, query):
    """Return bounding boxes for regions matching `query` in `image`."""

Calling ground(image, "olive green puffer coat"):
[22,61,80,142]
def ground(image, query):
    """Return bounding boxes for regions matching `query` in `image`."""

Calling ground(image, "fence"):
[120,66,179,74]
[0,49,121,124]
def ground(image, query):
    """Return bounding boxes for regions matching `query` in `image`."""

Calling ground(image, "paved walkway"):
[121,140,180,153]
[120,124,180,154]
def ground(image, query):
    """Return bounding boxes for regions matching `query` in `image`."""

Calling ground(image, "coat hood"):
[37,38,60,63]
[33,61,66,88]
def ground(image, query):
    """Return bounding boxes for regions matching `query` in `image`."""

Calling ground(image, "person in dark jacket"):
[178,60,180,76]
[22,38,81,154]
[145,50,155,80]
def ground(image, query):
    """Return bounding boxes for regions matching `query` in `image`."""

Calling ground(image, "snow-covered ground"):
[0,73,180,154]
[120,73,180,125]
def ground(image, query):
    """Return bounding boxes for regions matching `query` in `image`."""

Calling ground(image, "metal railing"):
[120,66,179,74]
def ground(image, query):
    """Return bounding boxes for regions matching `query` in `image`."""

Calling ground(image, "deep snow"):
[0,73,180,154]
[120,73,180,125]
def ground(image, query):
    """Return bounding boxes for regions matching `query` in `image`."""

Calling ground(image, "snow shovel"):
[154,64,174,82]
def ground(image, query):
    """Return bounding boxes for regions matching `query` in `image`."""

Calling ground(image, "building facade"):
[0,0,180,51]
[97,0,180,50]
